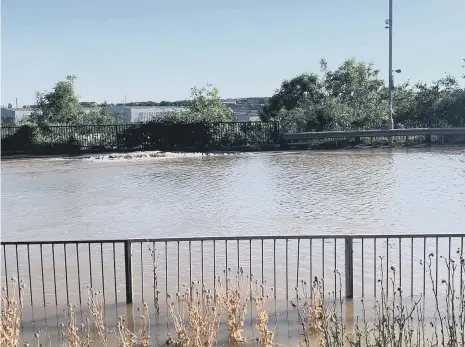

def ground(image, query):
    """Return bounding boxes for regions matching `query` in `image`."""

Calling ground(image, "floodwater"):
[2,148,465,345]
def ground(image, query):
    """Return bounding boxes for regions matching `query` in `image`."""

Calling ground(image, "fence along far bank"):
[0,121,281,155]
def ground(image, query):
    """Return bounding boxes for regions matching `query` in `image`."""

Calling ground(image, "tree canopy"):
[27,75,119,126]
[261,58,465,132]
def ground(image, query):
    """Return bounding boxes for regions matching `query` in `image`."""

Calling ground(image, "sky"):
[1,0,464,105]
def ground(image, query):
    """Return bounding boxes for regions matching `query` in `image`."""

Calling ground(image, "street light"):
[385,0,394,131]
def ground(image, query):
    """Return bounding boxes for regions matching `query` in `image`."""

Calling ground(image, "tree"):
[7,103,12,108]
[320,58,387,129]
[261,58,388,131]
[32,75,84,125]
[186,84,235,122]
[260,73,324,121]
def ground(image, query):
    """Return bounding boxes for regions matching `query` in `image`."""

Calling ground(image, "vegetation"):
[260,58,465,132]
[1,248,464,347]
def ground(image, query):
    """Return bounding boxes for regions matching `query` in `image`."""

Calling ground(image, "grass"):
[1,252,464,347]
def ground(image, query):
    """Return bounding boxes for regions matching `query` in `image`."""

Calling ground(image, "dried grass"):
[220,271,250,344]
[253,283,276,347]
[2,251,463,347]
[168,281,221,347]
[0,279,23,347]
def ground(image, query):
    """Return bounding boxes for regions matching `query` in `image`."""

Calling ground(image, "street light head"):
[394,69,402,73]
[385,19,390,25]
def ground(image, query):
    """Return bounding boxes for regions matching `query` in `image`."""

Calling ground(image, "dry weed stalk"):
[115,316,138,347]
[88,288,108,347]
[0,279,23,347]
[147,242,160,314]
[65,303,91,347]
[168,281,221,347]
[138,303,151,347]
[292,277,326,347]
[221,270,250,345]
[253,283,276,347]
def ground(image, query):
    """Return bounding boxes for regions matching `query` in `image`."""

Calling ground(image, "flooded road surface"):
[2,148,465,345]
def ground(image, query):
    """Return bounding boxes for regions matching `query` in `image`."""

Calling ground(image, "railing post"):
[345,236,354,299]
[124,240,133,304]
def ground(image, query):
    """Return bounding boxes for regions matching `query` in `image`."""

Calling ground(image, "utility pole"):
[386,0,394,145]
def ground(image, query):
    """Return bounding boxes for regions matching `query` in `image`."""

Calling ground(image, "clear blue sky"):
[1,0,464,105]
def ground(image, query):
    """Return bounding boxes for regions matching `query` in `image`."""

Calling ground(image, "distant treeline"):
[77,97,269,108]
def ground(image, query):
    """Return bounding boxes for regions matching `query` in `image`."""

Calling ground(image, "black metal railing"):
[0,121,281,155]
[1,234,463,316]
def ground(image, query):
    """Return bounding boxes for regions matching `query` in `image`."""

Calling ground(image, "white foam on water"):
[59,150,239,162]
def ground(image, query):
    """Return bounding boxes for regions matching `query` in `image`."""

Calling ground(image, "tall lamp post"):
[385,0,394,132]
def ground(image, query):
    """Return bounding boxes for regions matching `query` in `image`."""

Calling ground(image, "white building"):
[1,107,35,122]
[227,104,263,122]
[106,105,186,123]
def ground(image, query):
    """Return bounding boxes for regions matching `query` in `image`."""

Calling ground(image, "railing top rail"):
[1,233,463,246]
[283,127,465,139]
[0,121,277,129]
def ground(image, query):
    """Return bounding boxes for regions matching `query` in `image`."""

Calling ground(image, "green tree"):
[260,73,324,121]
[187,84,235,122]
[320,58,387,129]
[33,75,84,124]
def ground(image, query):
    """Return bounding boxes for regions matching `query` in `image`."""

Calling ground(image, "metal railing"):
[1,234,463,315]
[1,121,280,155]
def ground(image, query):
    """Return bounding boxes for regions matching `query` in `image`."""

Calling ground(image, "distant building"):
[1,107,35,122]
[227,104,263,122]
[106,105,186,123]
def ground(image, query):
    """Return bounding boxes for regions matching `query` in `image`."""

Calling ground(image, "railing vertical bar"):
[225,240,228,282]
[202,240,205,288]
[345,237,354,299]
[101,243,105,305]
[123,241,133,304]
[374,238,377,298]
[40,244,46,308]
[261,239,264,291]
[448,237,452,297]
[15,244,20,301]
[3,245,8,297]
[177,241,180,292]
[411,238,414,298]
[334,238,336,296]
[141,242,144,303]
[460,237,464,300]
[310,239,313,295]
[296,238,300,289]
[52,244,58,307]
[64,244,69,303]
[112,243,117,308]
[189,240,192,285]
[152,241,157,311]
[273,239,276,300]
[386,238,389,297]
[423,237,426,300]
[165,241,168,300]
[88,243,93,289]
[237,239,240,273]
[398,238,402,291]
[435,237,438,295]
[322,239,325,281]
[27,244,33,311]
[76,244,82,307]
[285,238,289,301]
[213,240,216,291]
[249,239,252,283]
[362,238,365,297]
